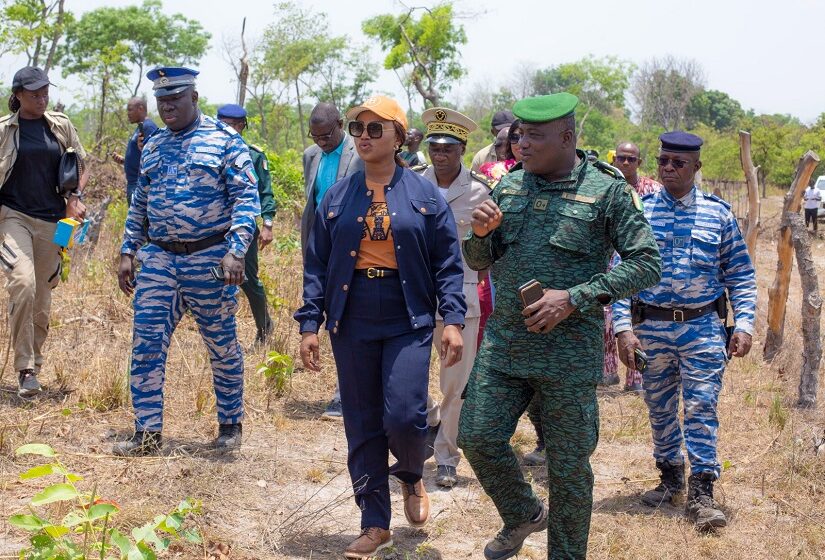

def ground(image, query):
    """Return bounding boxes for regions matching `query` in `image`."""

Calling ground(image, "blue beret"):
[659,131,703,152]
[146,67,199,97]
[217,104,247,119]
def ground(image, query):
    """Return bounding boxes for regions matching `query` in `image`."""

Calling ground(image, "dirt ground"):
[0,191,824,560]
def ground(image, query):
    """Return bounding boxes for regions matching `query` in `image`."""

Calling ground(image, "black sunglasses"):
[348,121,393,139]
[615,155,638,164]
[508,133,522,143]
[656,156,691,169]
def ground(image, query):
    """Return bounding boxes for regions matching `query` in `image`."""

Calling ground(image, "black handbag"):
[57,147,79,196]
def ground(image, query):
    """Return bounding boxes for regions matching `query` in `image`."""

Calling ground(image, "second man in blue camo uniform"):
[613,131,757,531]
[115,67,260,456]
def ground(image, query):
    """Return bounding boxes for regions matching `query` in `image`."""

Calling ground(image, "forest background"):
[3,0,825,208]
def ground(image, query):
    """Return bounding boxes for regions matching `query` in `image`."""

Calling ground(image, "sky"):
[1,0,824,123]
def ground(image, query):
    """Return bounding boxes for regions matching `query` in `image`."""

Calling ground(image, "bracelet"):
[68,191,84,201]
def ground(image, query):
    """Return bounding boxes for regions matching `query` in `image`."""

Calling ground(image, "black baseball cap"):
[491,110,515,130]
[12,66,53,91]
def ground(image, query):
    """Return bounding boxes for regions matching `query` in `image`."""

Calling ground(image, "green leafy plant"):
[9,443,202,559]
[257,350,294,398]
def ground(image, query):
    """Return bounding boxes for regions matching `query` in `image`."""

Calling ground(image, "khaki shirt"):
[471,142,497,173]
[0,111,87,188]
[422,164,491,318]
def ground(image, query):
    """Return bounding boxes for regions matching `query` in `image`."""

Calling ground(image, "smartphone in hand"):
[519,279,544,309]
[633,348,648,374]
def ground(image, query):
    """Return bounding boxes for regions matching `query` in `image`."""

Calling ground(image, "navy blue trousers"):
[330,274,432,529]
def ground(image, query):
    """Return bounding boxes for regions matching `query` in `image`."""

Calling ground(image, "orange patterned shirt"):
[356,179,398,269]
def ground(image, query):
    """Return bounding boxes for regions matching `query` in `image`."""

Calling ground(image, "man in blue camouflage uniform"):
[613,131,757,531]
[115,67,260,456]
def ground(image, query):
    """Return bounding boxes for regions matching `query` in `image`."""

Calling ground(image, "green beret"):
[512,92,579,123]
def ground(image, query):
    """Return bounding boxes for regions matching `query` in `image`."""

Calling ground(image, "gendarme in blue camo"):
[121,113,260,432]
[612,185,757,478]
[458,152,661,559]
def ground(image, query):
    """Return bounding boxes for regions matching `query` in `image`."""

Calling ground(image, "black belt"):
[150,231,227,254]
[633,301,719,323]
[355,267,398,279]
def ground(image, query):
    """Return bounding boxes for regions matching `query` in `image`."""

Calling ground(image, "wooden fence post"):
[764,151,820,361]
[788,212,821,408]
[739,131,761,259]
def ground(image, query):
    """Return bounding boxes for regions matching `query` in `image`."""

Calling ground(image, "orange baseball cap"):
[346,95,408,130]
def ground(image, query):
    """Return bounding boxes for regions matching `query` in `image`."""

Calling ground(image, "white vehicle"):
[816,175,825,218]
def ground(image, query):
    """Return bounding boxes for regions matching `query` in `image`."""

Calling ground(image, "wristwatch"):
[68,191,84,201]
[263,219,273,228]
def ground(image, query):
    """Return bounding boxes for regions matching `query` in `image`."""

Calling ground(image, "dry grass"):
[0,179,824,559]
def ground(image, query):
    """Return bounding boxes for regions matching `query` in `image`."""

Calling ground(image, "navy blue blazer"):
[295,165,467,334]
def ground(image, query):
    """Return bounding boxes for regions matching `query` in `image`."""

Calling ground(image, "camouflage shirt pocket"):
[690,227,721,270]
[497,194,529,243]
[547,201,597,255]
[189,152,223,185]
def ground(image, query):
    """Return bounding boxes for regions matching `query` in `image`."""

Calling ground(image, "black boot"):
[524,417,546,466]
[640,460,685,507]
[216,423,242,451]
[685,472,727,530]
[112,431,162,456]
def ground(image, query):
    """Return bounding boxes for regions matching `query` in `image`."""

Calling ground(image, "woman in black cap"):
[0,66,89,398]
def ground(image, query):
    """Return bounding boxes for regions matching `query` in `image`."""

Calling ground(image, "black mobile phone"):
[634,348,648,374]
[137,121,144,136]
[211,266,246,283]
[518,279,544,308]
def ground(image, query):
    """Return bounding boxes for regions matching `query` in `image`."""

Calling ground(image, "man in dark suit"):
[300,102,364,419]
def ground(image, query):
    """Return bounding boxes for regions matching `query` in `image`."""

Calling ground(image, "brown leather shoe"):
[344,527,392,559]
[401,479,430,527]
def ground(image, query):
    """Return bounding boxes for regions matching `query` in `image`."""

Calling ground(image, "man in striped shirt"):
[612,131,756,531]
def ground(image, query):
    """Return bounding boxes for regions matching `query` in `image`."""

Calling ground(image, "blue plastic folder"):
[53,218,88,248]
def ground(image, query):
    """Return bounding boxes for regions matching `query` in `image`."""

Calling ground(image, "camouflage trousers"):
[636,315,727,478]
[458,367,599,559]
[129,243,244,432]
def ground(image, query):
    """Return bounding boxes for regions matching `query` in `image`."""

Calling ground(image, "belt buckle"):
[367,267,376,279]
[673,309,685,322]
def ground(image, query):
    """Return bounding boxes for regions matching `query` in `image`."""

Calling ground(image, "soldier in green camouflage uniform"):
[457,93,661,560]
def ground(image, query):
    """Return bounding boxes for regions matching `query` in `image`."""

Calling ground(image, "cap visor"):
[425,135,463,145]
[154,84,192,97]
[22,79,52,91]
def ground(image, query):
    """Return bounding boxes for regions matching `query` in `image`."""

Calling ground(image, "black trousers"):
[805,208,818,231]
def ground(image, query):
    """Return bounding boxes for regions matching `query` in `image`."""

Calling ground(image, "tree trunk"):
[97,75,108,143]
[295,80,307,151]
[787,212,821,407]
[43,0,65,73]
[739,130,761,259]
[237,18,249,106]
[132,58,144,98]
[764,150,821,361]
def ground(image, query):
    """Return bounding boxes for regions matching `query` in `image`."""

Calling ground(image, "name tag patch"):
[561,192,596,204]
[533,196,549,212]
[165,164,178,177]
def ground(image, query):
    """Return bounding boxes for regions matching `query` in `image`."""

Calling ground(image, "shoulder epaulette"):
[213,119,236,136]
[703,191,732,210]
[593,160,625,180]
[410,163,429,173]
[470,169,494,188]
[248,143,265,154]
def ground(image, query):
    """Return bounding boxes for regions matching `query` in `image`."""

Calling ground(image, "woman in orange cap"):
[295,95,466,558]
